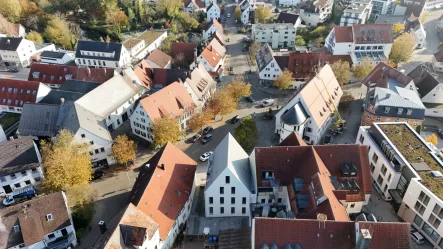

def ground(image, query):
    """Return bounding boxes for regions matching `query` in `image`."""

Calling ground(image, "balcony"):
[45,233,76,249]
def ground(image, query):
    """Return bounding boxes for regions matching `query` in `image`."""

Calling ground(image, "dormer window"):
[46,214,53,221]
[65,74,72,80]
[397,108,403,114]
[13,225,20,232]
[384,107,390,113]
[262,171,274,179]
[407,109,412,115]
[32,72,40,79]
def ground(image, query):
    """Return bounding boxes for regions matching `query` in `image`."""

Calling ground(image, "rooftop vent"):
[431,171,443,178]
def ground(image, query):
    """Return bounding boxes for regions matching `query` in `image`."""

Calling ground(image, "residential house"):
[202,19,223,42]
[40,50,75,65]
[123,30,168,62]
[433,50,443,73]
[0,37,36,68]
[360,62,425,128]
[403,0,440,11]
[0,79,51,113]
[171,42,198,69]
[340,0,373,26]
[183,64,217,110]
[356,122,443,248]
[133,60,190,91]
[239,0,251,24]
[406,17,427,49]
[204,133,254,218]
[372,0,395,15]
[275,12,301,27]
[146,49,172,69]
[183,0,206,12]
[324,24,394,65]
[274,64,342,144]
[278,0,301,7]
[251,23,298,49]
[75,40,131,69]
[130,82,196,142]
[0,125,6,143]
[250,132,372,218]
[299,0,333,27]
[0,192,78,249]
[190,38,225,77]
[408,64,443,109]
[28,63,115,88]
[0,23,26,37]
[253,218,411,249]
[0,137,44,196]
[207,3,221,21]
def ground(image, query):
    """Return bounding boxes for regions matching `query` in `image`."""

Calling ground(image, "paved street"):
[0,67,30,80]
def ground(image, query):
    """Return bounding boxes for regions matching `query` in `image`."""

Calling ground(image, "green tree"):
[416,125,422,134]
[389,32,415,64]
[112,135,137,166]
[208,91,237,120]
[176,12,199,32]
[233,6,241,20]
[224,76,252,102]
[255,5,271,23]
[127,7,136,30]
[312,25,330,38]
[294,35,305,46]
[141,4,155,25]
[0,0,21,23]
[331,60,351,86]
[274,69,293,89]
[188,111,212,134]
[26,31,44,43]
[234,115,259,152]
[152,117,180,146]
[137,0,144,22]
[44,16,77,50]
[249,41,261,56]
[107,9,128,37]
[40,129,92,192]
[156,0,183,18]
[353,58,374,79]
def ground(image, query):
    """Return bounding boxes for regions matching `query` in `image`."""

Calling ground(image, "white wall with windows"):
[203,25,222,42]
[252,24,297,49]
[0,39,36,67]
[0,167,43,197]
[207,5,220,21]
[74,128,114,168]
[258,59,282,81]
[75,47,131,69]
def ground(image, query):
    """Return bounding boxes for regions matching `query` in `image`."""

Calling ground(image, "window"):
[242,197,246,204]
[413,214,423,227]
[377,175,383,186]
[90,141,94,145]
[268,199,272,203]
[0,176,5,182]
[209,207,213,214]
[359,135,364,143]
[220,187,224,194]
[231,187,235,194]
[242,207,246,214]
[419,191,430,206]
[46,214,53,221]
[261,199,265,204]
[100,147,105,152]
[350,203,355,208]
[278,198,282,203]
[209,197,213,204]
[48,233,56,239]
[231,207,235,214]
[13,225,20,232]
[433,204,443,219]
[220,197,224,204]
[81,134,86,138]
[381,165,387,175]
[423,222,439,242]
[14,183,21,188]
[397,108,403,114]
[262,171,274,179]
[429,214,441,229]
[387,174,391,182]
[372,153,378,163]
[25,180,31,185]
[34,177,41,182]
[226,176,230,183]
[414,201,426,215]
[21,171,27,176]
[231,197,235,204]
[370,163,375,173]
[220,207,224,214]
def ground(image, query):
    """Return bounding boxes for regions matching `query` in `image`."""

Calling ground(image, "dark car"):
[231,115,240,123]
[245,96,254,102]
[203,126,213,134]
[7,68,19,73]
[201,134,213,144]
[91,170,104,181]
[190,134,201,143]
[438,129,443,139]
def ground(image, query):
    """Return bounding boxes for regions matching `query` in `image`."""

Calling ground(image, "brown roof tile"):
[334,26,354,43]
[279,131,307,146]
[352,24,394,44]
[146,49,172,68]
[0,79,42,107]
[28,64,114,86]
[203,19,223,33]
[171,42,198,66]
[129,143,197,240]
[133,60,153,89]
[361,62,413,88]
[286,52,326,79]
[201,45,223,67]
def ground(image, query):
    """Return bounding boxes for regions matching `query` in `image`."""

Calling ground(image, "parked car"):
[226,38,230,42]
[203,126,213,134]
[190,134,201,143]
[245,96,254,102]
[2,186,36,207]
[201,134,213,144]
[438,129,443,139]
[91,170,104,181]
[410,232,425,245]
[7,68,19,72]
[227,13,231,18]
[261,99,275,107]
[231,115,240,123]
[199,151,214,161]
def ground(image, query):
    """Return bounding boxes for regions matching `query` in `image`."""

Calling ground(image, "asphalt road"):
[0,67,30,80]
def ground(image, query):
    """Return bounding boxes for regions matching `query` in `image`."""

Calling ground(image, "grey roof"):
[205,133,253,192]
[40,80,100,104]
[281,102,309,126]
[0,136,40,177]
[407,65,440,99]
[375,15,406,25]
[18,103,60,137]
[256,44,275,71]
[370,87,426,119]
[0,37,22,51]
[40,50,68,59]
[76,40,123,61]
[276,13,300,25]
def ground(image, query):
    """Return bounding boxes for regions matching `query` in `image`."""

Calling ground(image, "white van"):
[261,99,275,107]
[411,232,425,245]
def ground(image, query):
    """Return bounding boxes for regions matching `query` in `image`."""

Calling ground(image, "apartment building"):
[240,0,251,24]
[299,0,333,27]
[408,64,443,105]
[75,40,131,69]
[406,18,427,49]
[251,23,298,49]
[0,37,36,68]
[123,30,168,62]
[207,3,221,21]
[0,137,44,196]
[372,0,395,15]
[0,79,51,113]
[356,122,443,248]
[275,64,342,145]
[182,64,217,110]
[324,24,393,65]
[340,0,373,26]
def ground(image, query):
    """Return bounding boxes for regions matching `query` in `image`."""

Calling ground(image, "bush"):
[72,202,95,238]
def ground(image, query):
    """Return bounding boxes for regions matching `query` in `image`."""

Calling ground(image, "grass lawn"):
[0,113,20,130]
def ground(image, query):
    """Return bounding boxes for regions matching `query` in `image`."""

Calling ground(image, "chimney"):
[87,67,91,76]
[356,229,372,249]
[158,162,165,170]
[60,98,65,105]
[6,39,10,44]
[98,220,107,234]
[103,68,107,76]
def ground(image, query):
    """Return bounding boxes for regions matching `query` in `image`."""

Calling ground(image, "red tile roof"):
[285,52,326,79]
[0,79,42,107]
[129,143,197,240]
[361,62,413,88]
[254,218,411,249]
[146,49,172,68]
[133,60,153,89]
[28,64,114,86]
[334,26,354,43]
[203,19,223,33]
[352,24,394,44]
[201,45,223,67]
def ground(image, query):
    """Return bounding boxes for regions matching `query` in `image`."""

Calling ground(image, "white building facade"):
[203,21,223,42]
[207,3,221,21]
[75,40,131,69]
[0,38,36,68]
[252,23,299,49]
[123,31,168,62]
[340,0,373,26]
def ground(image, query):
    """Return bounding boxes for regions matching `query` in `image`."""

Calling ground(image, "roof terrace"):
[379,123,443,200]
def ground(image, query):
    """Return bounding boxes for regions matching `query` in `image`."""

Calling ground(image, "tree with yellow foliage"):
[112,135,137,166]
[26,31,43,43]
[426,134,439,146]
[392,23,405,35]
[274,69,293,89]
[152,117,180,146]
[224,76,252,102]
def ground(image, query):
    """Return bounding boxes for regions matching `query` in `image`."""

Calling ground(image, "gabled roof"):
[40,80,100,104]
[28,64,114,86]
[370,86,425,109]
[205,133,253,192]
[279,131,307,146]
[200,45,223,67]
[333,26,354,43]
[185,64,217,100]
[361,62,413,88]
[203,19,223,33]
[0,37,23,50]
[352,24,394,44]
[18,103,60,137]
[139,81,196,120]
[281,101,309,126]
[40,50,68,59]
[0,192,71,248]
[129,143,197,240]
[405,1,425,18]
[123,31,166,51]
[133,60,153,89]
[0,79,42,107]
[286,52,326,79]
[276,13,300,25]
[256,43,275,71]
[407,65,440,98]
[146,49,171,68]
[254,218,411,249]
[171,42,198,66]
[76,40,123,61]
[0,136,40,177]
[207,2,220,11]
